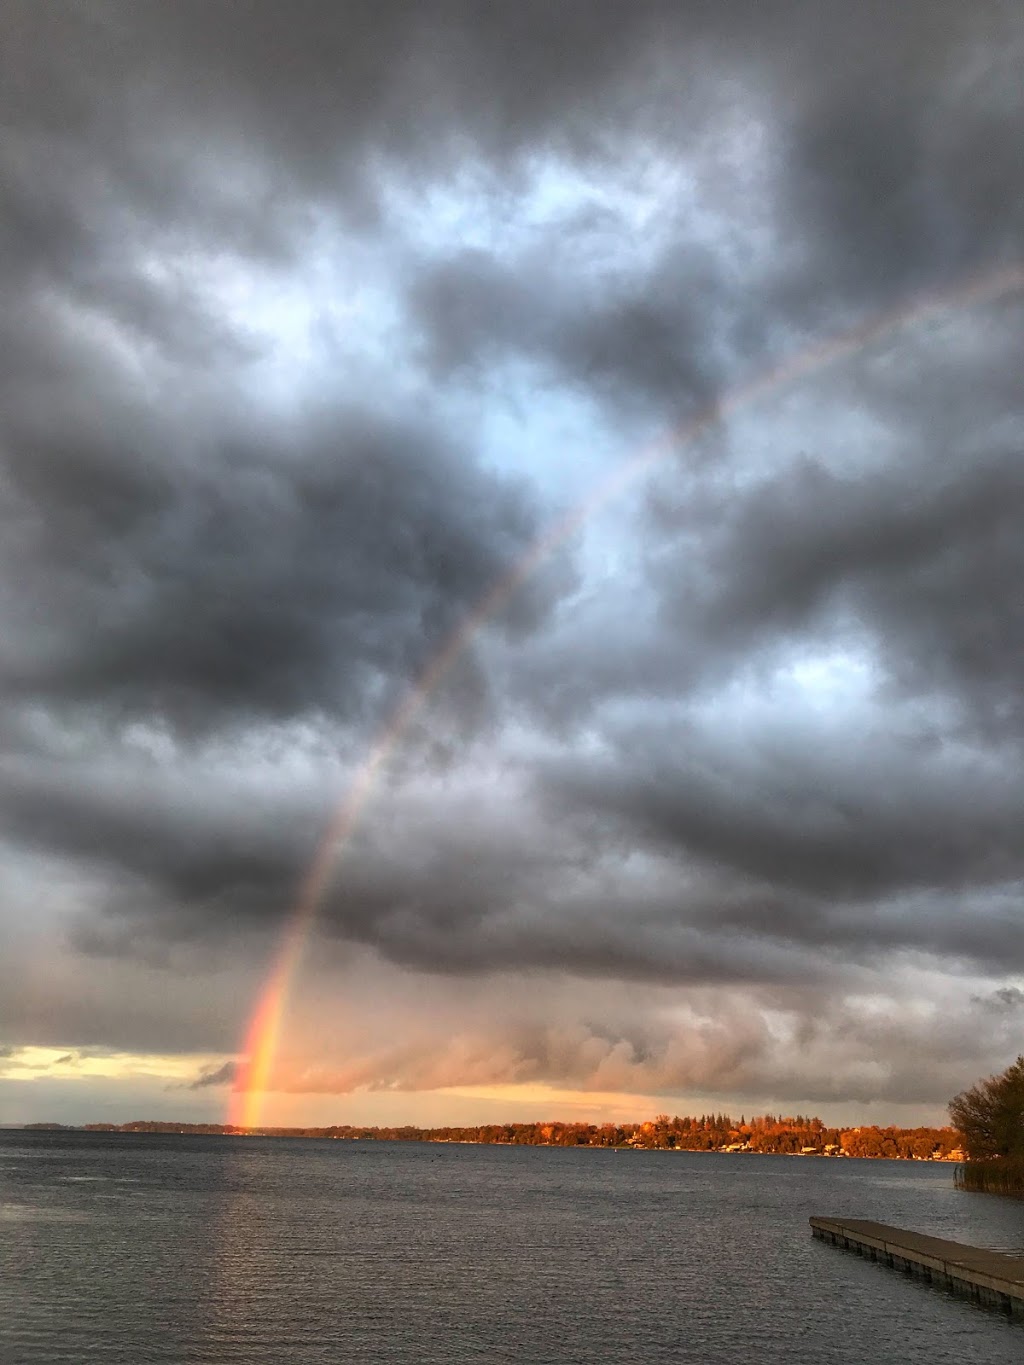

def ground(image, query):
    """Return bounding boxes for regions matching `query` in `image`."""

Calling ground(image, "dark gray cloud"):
[408,240,726,423]
[399,4,1024,407]
[188,1060,238,1090]
[1,0,1023,1114]
[1,398,552,736]
[656,450,1024,716]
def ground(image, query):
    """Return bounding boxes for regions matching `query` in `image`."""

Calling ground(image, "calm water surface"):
[2,1129,1023,1363]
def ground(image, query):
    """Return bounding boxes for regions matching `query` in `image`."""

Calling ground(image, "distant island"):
[67,1112,964,1160]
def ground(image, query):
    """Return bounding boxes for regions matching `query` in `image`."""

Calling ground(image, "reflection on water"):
[0,1201,93,1223]
[1,1130,1023,1364]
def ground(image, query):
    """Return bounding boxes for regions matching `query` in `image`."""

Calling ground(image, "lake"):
[2,1128,1023,1362]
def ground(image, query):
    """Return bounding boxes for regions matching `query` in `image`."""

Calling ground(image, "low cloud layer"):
[1,2,1023,1123]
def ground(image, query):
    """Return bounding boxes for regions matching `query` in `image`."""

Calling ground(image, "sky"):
[1,0,1023,1130]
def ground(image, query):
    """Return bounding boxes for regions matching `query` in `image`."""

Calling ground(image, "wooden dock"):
[811,1217,1024,1316]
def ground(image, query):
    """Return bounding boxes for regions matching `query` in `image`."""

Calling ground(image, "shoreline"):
[11,1122,963,1162]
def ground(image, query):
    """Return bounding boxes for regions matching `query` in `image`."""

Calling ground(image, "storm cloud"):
[1,1,1023,1123]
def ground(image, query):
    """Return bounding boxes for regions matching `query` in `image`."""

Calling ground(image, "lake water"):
[2,1129,1023,1363]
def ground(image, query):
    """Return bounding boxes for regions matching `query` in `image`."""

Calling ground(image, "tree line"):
[81,1111,961,1159]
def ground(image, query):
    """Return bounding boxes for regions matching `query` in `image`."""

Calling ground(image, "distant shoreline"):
[12,1116,964,1162]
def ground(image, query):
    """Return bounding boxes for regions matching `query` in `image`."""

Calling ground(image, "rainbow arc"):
[230,262,1024,1130]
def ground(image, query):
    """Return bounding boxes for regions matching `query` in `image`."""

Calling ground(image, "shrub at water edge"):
[950,1055,1024,1196]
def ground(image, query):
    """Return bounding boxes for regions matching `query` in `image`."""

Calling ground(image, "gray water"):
[2,1130,1023,1363]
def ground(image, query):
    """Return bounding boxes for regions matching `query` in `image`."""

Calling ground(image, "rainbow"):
[229,262,1024,1129]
